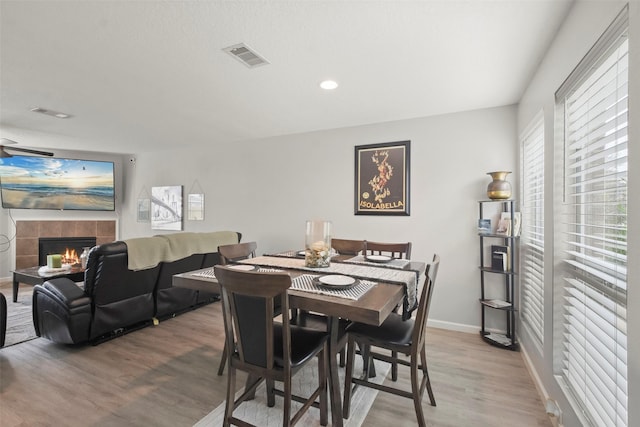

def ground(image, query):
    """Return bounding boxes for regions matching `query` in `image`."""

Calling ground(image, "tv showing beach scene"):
[0,155,115,211]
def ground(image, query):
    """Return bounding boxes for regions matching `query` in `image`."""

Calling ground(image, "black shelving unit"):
[478,199,519,350]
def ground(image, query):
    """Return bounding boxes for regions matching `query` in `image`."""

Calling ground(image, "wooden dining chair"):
[342,254,440,427]
[214,266,329,427]
[364,241,412,259]
[331,238,365,255]
[218,241,258,264]
[217,241,258,375]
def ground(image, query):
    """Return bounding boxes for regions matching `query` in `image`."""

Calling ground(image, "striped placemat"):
[191,266,283,279]
[291,274,375,300]
[343,255,410,269]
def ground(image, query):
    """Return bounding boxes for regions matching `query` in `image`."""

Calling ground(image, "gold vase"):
[486,171,512,200]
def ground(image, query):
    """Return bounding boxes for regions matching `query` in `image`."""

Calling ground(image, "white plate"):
[365,255,392,263]
[297,251,306,256]
[228,264,256,271]
[318,275,356,286]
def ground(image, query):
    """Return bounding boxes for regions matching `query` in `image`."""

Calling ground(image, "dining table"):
[172,252,426,427]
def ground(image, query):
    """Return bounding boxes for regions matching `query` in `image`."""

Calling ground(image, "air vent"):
[223,43,269,68]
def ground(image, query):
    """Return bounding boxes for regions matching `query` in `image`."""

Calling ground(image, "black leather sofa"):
[32,231,240,345]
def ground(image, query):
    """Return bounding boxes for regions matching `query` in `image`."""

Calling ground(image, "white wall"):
[119,105,517,331]
[517,1,638,426]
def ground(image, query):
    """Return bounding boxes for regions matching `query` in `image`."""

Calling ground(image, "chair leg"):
[391,350,398,381]
[217,342,227,376]
[421,347,436,406]
[223,365,236,427]
[361,343,377,378]
[342,337,357,419]
[410,355,427,427]
[339,347,346,367]
[319,350,328,426]
[266,378,276,407]
[283,371,293,426]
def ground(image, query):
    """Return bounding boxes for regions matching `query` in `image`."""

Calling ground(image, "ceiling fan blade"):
[2,145,54,157]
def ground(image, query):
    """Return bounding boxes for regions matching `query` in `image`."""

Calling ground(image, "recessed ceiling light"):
[320,80,338,90]
[30,107,72,119]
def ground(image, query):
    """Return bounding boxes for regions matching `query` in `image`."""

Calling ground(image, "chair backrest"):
[214,265,292,369]
[218,241,257,265]
[412,254,440,351]
[364,241,412,259]
[331,238,366,255]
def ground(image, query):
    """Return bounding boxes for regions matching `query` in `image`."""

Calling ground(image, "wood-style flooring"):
[0,281,551,427]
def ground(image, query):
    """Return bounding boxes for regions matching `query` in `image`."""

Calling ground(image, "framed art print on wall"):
[151,185,183,230]
[355,140,410,216]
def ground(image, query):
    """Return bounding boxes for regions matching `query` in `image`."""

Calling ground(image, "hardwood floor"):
[0,281,551,427]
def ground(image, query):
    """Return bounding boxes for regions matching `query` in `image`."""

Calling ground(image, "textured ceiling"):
[0,0,573,155]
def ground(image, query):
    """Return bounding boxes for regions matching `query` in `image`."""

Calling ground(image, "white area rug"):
[195,356,390,426]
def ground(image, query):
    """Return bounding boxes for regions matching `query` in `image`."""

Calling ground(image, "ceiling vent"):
[223,43,269,68]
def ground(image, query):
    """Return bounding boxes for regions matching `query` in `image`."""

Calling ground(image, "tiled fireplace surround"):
[15,220,116,269]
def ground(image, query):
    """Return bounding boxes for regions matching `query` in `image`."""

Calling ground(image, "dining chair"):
[0,292,6,348]
[218,241,258,265]
[342,254,440,427]
[364,241,412,259]
[331,238,366,256]
[214,265,329,427]
[217,241,259,375]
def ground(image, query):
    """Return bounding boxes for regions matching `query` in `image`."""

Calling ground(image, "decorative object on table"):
[355,140,410,216]
[486,171,512,200]
[46,254,62,269]
[304,220,332,268]
[80,247,91,269]
[478,218,492,235]
[151,185,183,230]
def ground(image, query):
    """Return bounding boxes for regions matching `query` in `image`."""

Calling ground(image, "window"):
[555,7,628,427]
[520,114,544,349]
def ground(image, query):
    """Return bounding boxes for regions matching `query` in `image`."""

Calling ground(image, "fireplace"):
[39,237,97,267]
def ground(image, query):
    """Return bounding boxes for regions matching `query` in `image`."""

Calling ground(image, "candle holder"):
[305,220,332,268]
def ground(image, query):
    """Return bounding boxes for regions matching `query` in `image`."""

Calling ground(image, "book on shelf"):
[478,218,491,235]
[483,299,512,308]
[490,244,510,270]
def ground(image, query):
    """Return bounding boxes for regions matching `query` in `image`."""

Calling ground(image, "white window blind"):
[555,7,628,427]
[520,115,544,348]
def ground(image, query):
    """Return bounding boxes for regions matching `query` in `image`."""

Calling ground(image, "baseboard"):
[427,319,478,334]
[520,342,563,427]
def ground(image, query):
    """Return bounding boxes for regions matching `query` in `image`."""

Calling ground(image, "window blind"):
[555,7,628,427]
[520,115,544,348]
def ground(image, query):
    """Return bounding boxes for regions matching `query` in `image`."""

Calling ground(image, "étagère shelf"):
[478,199,519,350]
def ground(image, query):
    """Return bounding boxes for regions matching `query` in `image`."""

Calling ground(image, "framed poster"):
[136,198,150,222]
[187,193,205,221]
[151,185,183,230]
[355,140,410,216]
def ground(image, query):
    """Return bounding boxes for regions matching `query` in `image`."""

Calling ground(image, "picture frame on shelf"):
[500,211,522,236]
[354,140,410,216]
[478,218,491,235]
[496,218,511,236]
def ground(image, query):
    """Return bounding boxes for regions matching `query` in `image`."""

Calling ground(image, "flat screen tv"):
[0,155,115,211]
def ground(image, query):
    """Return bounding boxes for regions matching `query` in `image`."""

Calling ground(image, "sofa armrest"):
[33,278,92,344]
[39,278,91,310]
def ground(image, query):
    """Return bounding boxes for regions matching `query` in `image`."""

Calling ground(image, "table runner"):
[240,255,418,319]
[292,274,375,300]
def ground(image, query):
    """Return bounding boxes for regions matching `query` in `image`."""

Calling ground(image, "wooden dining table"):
[172,253,426,427]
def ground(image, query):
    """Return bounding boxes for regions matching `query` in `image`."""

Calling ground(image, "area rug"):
[2,287,38,347]
[195,356,390,426]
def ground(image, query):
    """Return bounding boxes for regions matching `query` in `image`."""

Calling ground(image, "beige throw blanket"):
[125,231,239,271]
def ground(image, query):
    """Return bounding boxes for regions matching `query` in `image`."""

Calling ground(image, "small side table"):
[12,266,85,303]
